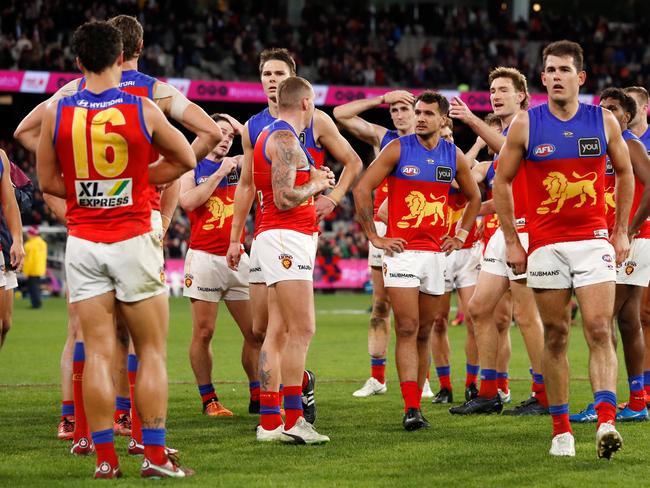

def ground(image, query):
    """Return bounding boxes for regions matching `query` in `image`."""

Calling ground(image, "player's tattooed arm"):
[270,130,334,211]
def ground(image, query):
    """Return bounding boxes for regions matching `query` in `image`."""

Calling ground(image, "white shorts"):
[482,228,529,281]
[4,269,17,290]
[616,238,650,287]
[527,239,616,289]
[65,233,166,303]
[151,209,163,247]
[248,238,265,284]
[368,221,387,268]
[183,248,250,302]
[382,250,446,296]
[445,242,482,293]
[256,229,318,286]
[0,254,6,288]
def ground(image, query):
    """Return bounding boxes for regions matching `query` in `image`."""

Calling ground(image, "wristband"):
[454,228,469,243]
[161,214,172,224]
[327,187,344,205]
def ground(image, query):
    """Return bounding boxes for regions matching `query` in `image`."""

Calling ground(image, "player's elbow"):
[273,191,293,211]
[178,195,197,213]
[202,124,222,148]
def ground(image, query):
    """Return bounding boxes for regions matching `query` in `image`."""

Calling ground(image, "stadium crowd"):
[1,0,649,92]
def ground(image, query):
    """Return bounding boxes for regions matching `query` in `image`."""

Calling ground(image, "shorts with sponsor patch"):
[382,250,446,296]
[482,228,529,281]
[66,232,166,303]
[368,221,387,268]
[616,238,650,287]
[4,269,17,289]
[183,248,249,302]
[445,242,482,293]
[527,239,616,289]
[255,229,318,286]
[248,238,265,284]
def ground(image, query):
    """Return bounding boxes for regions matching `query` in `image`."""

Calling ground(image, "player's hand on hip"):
[505,240,527,276]
[314,195,335,222]
[10,242,25,271]
[384,90,415,106]
[441,235,463,254]
[226,242,242,271]
[611,229,630,266]
[372,236,406,256]
[449,97,473,122]
[311,166,336,192]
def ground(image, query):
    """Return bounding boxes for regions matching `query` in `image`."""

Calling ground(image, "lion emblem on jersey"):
[536,171,598,214]
[399,191,446,228]
[604,187,616,213]
[447,206,464,234]
[202,196,234,230]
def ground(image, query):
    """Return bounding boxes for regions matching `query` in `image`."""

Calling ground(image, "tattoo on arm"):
[271,131,319,210]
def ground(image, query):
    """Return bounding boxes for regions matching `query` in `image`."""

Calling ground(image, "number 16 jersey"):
[54,88,156,243]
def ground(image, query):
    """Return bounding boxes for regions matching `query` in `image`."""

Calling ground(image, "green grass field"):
[1,293,648,487]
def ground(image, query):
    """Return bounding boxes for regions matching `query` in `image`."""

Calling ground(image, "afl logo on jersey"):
[402,165,420,176]
[533,144,556,157]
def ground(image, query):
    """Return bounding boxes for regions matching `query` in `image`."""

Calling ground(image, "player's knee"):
[372,298,390,318]
[432,315,448,335]
[194,323,215,345]
[369,316,388,332]
[544,322,569,353]
[468,296,488,323]
[1,319,10,335]
[584,319,613,348]
[641,305,650,329]
[395,319,418,338]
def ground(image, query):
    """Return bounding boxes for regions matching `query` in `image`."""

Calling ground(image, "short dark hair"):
[484,113,501,127]
[108,15,143,61]
[542,40,584,72]
[277,76,312,111]
[415,91,449,116]
[600,87,637,122]
[624,86,649,105]
[71,21,122,74]
[488,67,530,109]
[259,48,297,76]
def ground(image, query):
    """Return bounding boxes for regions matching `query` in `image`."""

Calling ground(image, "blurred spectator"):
[23,225,47,309]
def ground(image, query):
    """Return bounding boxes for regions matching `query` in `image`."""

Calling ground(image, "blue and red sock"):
[627,375,645,411]
[436,365,452,390]
[61,400,74,420]
[283,385,303,429]
[497,371,509,393]
[260,391,282,430]
[249,381,260,402]
[115,396,130,421]
[371,357,386,384]
[91,428,118,467]
[594,390,617,426]
[142,428,166,465]
[465,363,479,387]
[478,369,497,398]
[400,381,421,412]
[198,383,218,405]
[532,372,548,407]
[72,342,88,442]
[549,404,571,436]
[644,371,650,397]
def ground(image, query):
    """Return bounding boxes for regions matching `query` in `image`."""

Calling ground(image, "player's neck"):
[548,97,580,121]
[268,100,280,118]
[630,122,648,138]
[416,132,440,150]
[205,152,222,163]
[122,59,138,71]
[83,70,121,94]
[499,111,518,130]
[278,112,304,136]
[398,126,415,136]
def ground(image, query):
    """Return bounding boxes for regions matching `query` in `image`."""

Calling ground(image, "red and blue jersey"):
[386,134,457,251]
[524,103,608,253]
[638,127,650,155]
[188,158,242,255]
[253,119,316,236]
[54,88,155,243]
[604,129,650,238]
[373,129,399,220]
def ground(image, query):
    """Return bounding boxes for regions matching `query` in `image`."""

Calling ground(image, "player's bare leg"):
[639,286,650,402]
[613,284,647,420]
[388,286,431,430]
[495,291,513,402]
[0,287,14,348]
[353,267,390,397]
[60,300,81,441]
[188,299,233,416]
[459,285,482,401]
[451,272,509,413]
[113,315,132,435]
[225,299,264,412]
[430,291,452,403]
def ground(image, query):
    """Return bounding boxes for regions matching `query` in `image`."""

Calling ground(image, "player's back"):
[525,103,608,253]
[252,119,315,236]
[54,87,156,243]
